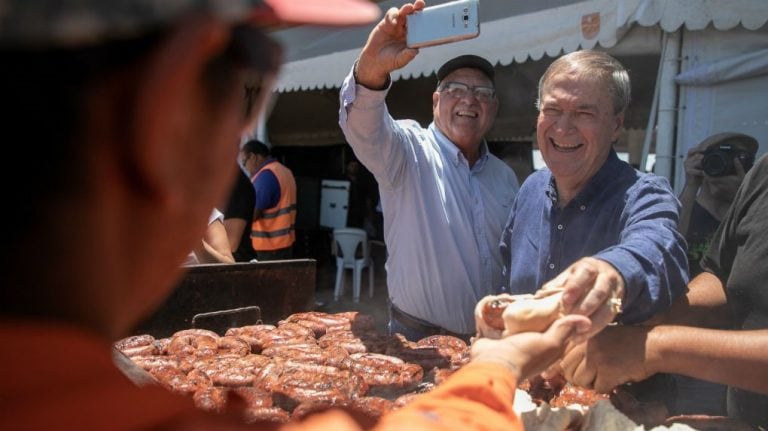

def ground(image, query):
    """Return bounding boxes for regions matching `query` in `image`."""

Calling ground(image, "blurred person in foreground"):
[559,154,768,428]
[339,0,519,340]
[500,50,689,336]
[0,1,592,430]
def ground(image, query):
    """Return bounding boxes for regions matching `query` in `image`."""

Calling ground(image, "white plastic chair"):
[332,227,374,302]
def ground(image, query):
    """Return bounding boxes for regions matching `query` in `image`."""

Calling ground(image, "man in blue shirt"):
[500,50,689,334]
[240,139,297,261]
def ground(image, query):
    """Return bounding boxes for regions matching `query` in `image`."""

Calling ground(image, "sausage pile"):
[118,311,659,428]
[116,311,469,423]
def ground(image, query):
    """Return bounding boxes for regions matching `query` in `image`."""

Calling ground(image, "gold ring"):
[609,297,622,314]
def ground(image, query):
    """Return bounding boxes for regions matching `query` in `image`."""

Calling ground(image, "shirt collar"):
[255,156,276,173]
[429,122,490,170]
[546,149,623,207]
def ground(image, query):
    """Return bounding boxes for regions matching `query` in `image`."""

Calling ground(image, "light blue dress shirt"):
[339,71,519,334]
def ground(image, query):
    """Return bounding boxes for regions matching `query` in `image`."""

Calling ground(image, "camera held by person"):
[701,142,756,177]
[678,132,759,245]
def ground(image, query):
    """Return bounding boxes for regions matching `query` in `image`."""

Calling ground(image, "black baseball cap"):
[437,54,495,84]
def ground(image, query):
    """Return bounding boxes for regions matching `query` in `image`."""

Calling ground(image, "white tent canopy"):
[274,0,639,91]
[631,0,768,31]
[273,0,768,92]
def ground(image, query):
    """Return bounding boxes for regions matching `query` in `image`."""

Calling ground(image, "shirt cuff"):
[353,60,392,91]
[594,249,650,323]
[348,63,391,109]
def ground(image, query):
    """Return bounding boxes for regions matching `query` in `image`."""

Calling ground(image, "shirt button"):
[580,205,586,211]
[549,263,555,269]
[557,224,564,230]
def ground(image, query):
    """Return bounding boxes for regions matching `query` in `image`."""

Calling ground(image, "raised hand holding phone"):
[406,0,480,48]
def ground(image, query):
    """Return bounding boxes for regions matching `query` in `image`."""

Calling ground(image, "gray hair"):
[536,50,631,115]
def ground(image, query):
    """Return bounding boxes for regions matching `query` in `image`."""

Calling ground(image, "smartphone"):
[406,0,480,49]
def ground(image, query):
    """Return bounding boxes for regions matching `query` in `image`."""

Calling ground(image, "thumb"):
[394,48,419,69]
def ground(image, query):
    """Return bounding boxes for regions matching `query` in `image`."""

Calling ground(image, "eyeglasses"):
[440,81,496,102]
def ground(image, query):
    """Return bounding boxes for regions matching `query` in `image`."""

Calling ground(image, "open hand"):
[539,257,624,337]
[356,1,425,87]
[471,314,591,381]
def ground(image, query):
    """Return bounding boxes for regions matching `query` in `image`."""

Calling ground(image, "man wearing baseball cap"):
[0,1,589,430]
[339,1,519,341]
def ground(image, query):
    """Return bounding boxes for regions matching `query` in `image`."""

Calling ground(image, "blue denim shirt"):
[500,150,689,323]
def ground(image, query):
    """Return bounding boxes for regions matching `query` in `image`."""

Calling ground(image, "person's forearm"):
[196,240,234,264]
[599,238,687,323]
[651,271,730,327]
[649,326,768,394]
[223,219,246,252]
[354,57,390,90]
[374,362,522,431]
[339,72,405,189]
[340,93,392,156]
[597,184,689,323]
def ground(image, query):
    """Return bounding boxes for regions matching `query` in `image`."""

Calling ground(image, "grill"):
[135,259,316,337]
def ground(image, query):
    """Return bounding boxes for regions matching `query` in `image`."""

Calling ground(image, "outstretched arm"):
[560,323,768,396]
[647,271,731,328]
[338,1,426,191]
[545,177,689,326]
[558,269,766,394]
[374,315,591,431]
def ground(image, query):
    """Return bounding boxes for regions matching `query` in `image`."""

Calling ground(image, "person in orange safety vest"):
[241,139,297,261]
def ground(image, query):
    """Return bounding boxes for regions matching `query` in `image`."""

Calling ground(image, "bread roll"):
[501,289,564,336]
[474,290,565,338]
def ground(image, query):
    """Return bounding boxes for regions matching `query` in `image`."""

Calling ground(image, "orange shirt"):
[0,320,522,431]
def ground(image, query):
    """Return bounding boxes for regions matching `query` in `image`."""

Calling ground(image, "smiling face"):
[537,70,624,195]
[433,67,498,160]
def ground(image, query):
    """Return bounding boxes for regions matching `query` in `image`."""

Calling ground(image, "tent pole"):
[639,31,666,173]
[654,30,682,185]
